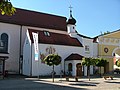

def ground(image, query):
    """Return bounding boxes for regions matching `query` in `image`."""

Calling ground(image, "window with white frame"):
[85,45,90,52]
[44,31,50,36]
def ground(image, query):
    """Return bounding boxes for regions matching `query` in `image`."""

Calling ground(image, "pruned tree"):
[96,58,107,76]
[0,0,16,15]
[43,54,61,82]
[82,57,96,81]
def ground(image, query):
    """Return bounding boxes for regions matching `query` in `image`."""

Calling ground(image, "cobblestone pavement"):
[0,75,120,90]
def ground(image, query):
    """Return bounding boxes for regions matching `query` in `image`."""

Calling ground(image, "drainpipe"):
[30,43,32,76]
[19,25,22,74]
[64,60,65,76]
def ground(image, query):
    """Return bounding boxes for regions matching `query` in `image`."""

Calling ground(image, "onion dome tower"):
[67,6,77,35]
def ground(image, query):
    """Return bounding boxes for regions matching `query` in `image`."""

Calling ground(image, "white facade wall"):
[0,23,69,73]
[23,30,32,76]
[31,43,84,76]
[82,38,94,57]
[84,66,87,76]
[65,60,83,76]
[67,24,76,34]
[0,22,96,76]
[20,26,28,55]
[83,65,93,76]
[82,38,94,75]
[93,43,98,57]
[65,61,74,75]
[0,23,21,73]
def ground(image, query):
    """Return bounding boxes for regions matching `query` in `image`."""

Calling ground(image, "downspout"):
[30,42,32,76]
[19,25,22,74]
[64,60,65,76]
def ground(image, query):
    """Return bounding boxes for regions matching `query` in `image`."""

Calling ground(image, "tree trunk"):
[100,66,101,77]
[87,66,90,81]
[52,65,54,82]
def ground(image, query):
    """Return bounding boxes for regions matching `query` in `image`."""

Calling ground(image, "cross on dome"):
[69,5,73,17]
[67,5,76,25]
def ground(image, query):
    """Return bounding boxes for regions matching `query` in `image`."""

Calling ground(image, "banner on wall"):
[32,32,39,61]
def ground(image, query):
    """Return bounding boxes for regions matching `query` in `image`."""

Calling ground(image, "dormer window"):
[44,31,50,36]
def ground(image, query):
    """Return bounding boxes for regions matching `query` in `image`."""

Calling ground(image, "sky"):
[11,0,120,38]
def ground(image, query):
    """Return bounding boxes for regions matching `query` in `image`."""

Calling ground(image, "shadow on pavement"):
[104,81,120,84]
[69,81,99,87]
[0,78,88,90]
[69,83,97,86]
[68,80,99,84]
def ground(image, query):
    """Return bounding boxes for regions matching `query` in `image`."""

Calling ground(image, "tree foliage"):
[82,57,96,66]
[95,58,107,76]
[82,57,107,78]
[116,60,120,67]
[0,0,16,15]
[82,57,96,81]
[96,58,107,67]
[43,54,61,82]
[43,54,61,66]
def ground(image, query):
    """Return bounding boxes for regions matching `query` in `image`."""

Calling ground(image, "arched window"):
[0,33,8,53]
[68,63,72,71]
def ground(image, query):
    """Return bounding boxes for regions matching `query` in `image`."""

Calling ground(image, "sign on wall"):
[32,32,39,61]
[40,46,56,63]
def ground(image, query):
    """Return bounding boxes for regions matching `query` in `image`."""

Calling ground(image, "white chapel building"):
[0,8,97,77]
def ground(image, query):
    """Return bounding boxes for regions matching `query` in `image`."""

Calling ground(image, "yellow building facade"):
[98,30,120,73]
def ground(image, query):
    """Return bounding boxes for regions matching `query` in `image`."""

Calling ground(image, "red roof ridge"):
[28,29,83,47]
[0,8,67,31]
[65,53,83,61]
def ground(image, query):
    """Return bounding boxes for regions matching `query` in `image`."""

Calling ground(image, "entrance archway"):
[68,63,72,71]
[76,63,82,77]
[112,47,120,57]
[112,47,120,70]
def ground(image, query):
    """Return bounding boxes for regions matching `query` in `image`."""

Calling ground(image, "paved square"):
[0,75,120,90]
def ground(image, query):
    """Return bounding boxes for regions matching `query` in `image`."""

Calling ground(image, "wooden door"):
[76,63,82,77]
[104,62,109,74]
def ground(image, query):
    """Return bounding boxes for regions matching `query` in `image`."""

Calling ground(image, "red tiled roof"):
[65,53,83,61]
[0,8,67,31]
[28,29,83,47]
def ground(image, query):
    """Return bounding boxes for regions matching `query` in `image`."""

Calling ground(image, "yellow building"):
[97,30,120,73]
